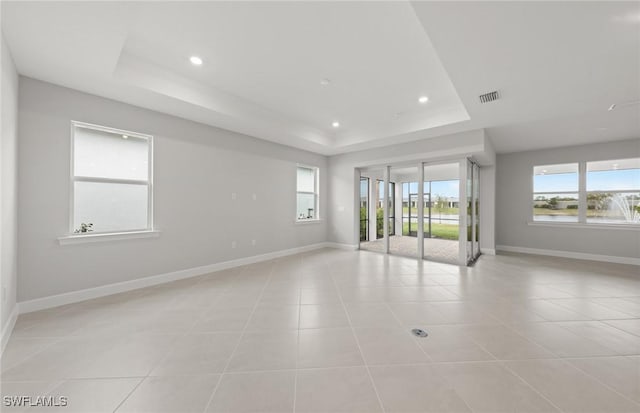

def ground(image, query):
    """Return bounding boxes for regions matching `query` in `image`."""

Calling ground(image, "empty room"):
[1,1,639,412]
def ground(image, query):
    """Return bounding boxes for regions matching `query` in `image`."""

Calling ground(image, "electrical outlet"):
[231,192,237,200]
[252,193,257,201]
[251,239,256,246]
[231,241,237,249]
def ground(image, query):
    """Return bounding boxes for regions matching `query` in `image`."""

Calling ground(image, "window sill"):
[58,230,161,245]
[527,221,640,231]
[295,219,323,225]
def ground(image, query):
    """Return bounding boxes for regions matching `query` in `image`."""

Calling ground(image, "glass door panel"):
[424,162,461,265]
[389,165,418,257]
[359,168,385,253]
[359,177,369,242]
[473,162,480,260]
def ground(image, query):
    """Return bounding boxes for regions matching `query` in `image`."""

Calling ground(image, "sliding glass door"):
[465,159,481,264]
[358,160,480,265]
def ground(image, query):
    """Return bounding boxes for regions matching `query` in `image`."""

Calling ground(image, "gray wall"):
[1,35,19,337]
[496,139,640,259]
[18,78,327,302]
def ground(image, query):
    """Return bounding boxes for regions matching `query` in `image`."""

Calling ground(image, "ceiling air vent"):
[479,90,500,104]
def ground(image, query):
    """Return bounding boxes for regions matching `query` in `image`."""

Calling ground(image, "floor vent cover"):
[411,328,428,338]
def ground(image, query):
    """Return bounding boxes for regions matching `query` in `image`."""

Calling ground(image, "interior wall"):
[1,35,19,344]
[479,165,496,253]
[17,77,328,302]
[496,139,640,260]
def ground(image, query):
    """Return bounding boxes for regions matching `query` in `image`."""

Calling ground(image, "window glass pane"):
[74,181,148,233]
[587,158,640,191]
[74,126,149,180]
[587,192,640,224]
[360,178,368,209]
[360,178,369,241]
[533,163,578,192]
[296,193,316,219]
[297,167,315,192]
[532,193,579,222]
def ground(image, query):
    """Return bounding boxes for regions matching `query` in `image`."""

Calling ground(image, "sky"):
[402,180,459,199]
[359,179,460,199]
[534,169,640,193]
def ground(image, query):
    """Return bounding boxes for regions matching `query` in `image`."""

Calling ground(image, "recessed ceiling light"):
[320,78,331,86]
[332,121,340,128]
[190,56,203,66]
[418,96,429,104]
[122,135,128,139]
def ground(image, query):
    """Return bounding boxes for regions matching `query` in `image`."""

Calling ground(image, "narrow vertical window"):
[296,165,319,221]
[71,122,153,234]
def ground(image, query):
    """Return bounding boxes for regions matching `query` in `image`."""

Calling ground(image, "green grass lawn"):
[402,222,459,240]
[402,207,459,215]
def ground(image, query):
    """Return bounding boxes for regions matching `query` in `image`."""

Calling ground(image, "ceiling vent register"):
[479,90,500,104]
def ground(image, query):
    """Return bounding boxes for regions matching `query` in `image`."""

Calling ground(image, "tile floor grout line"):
[111,312,193,411]
[380,301,476,413]
[292,286,302,413]
[499,360,565,413]
[504,318,631,359]
[382,301,435,362]
[332,270,387,413]
[561,357,640,408]
[600,319,640,338]
[110,376,146,413]
[200,260,277,413]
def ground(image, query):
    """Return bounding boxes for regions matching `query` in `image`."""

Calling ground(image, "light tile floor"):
[1,249,639,412]
[360,236,460,264]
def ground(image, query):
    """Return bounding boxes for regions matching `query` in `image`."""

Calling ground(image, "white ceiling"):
[2,1,639,155]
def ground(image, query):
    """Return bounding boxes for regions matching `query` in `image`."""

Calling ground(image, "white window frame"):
[531,162,580,223]
[531,159,640,229]
[68,121,154,236]
[296,164,320,222]
[585,157,640,225]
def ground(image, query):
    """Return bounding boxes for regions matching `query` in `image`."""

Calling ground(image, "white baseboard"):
[18,242,336,314]
[325,242,359,250]
[481,248,496,256]
[1,305,18,355]
[496,245,640,266]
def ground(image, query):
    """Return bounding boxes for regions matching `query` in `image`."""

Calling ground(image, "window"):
[587,158,640,224]
[533,163,579,222]
[296,165,319,221]
[532,159,640,226]
[71,121,153,234]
